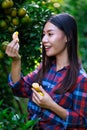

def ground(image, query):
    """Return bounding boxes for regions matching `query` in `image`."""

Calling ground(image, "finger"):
[32,92,40,105]
[16,43,20,51]
[6,41,16,53]
[12,43,19,53]
[8,39,18,47]
[6,45,15,56]
[32,88,40,98]
[39,86,46,94]
[6,40,19,54]
[32,88,43,100]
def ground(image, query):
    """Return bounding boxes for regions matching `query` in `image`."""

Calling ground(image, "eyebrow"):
[43,29,55,33]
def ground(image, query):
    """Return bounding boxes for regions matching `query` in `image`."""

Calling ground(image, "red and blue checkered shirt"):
[8,63,87,130]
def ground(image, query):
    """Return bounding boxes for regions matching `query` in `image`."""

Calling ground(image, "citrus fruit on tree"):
[11,8,17,17]
[21,14,30,24]
[1,0,12,9]
[9,0,14,7]
[8,26,15,33]
[12,17,19,26]
[18,8,27,17]
[1,41,9,51]
[6,15,12,23]
[0,20,7,29]
[8,26,14,33]
[0,51,4,59]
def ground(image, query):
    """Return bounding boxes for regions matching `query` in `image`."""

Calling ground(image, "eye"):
[48,33,53,36]
[42,33,45,37]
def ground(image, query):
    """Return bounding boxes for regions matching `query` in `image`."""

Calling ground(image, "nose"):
[42,34,48,43]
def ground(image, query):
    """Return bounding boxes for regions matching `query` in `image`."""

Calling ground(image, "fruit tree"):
[0,0,52,109]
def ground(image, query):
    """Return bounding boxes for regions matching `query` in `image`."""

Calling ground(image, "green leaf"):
[0,100,3,106]
[2,108,9,116]
[23,118,39,130]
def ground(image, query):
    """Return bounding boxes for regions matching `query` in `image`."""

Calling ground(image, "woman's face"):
[42,22,67,57]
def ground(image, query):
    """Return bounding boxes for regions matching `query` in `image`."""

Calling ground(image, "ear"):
[65,36,67,43]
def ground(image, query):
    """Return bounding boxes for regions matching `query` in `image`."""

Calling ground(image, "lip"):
[45,46,51,51]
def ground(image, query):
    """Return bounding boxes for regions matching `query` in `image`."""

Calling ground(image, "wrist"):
[47,99,55,110]
[12,54,21,62]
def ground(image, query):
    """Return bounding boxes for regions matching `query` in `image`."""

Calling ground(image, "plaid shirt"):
[8,63,87,130]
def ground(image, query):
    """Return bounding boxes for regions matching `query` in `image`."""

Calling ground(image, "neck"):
[56,53,69,71]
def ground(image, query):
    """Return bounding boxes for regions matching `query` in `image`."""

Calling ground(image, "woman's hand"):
[32,86,54,109]
[5,39,20,61]
[5,31,20,61]
[5,32,21,83]
[32,86,67,120]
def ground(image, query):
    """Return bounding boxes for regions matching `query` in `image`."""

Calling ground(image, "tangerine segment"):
[38,92,44,96]
[12,31,19,42]
[32,83,41,92]
[32,82,44,96]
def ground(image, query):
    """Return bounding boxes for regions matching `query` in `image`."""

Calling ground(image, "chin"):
[46,53,54,57]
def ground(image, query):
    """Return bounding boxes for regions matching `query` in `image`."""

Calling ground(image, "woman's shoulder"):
[79,67,87,77]
[77,67,87,83]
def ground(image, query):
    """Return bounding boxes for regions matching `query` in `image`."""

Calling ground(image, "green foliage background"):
[0,0,87,129]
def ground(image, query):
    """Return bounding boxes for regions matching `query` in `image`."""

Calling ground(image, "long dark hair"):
[36,13,80,94]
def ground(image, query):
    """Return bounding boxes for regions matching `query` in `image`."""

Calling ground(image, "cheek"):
[53,36,66,51]
[53,36,65,46]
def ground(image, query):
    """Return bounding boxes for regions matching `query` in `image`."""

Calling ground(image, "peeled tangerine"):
[12,31,19,42]
[32,83,44,96]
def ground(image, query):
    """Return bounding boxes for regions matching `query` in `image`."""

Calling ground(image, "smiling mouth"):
[44,46,51,51]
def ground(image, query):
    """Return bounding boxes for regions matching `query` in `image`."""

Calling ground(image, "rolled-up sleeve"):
[41,77,87,129]
[64,77,87,128]
[8,63,42,98]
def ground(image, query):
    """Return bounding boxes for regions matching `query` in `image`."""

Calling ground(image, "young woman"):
[6,13,87,129]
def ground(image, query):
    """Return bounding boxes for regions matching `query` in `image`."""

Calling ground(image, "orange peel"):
[32,82,44,96]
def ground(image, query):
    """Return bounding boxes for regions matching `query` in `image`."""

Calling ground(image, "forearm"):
[49,95,87,127]
[48,101,86,128]
[11,58,21,83]
[49,100,67,120]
